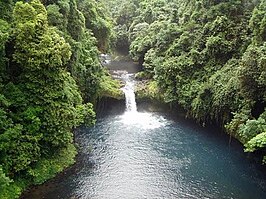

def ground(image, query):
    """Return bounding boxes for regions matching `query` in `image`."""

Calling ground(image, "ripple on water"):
[70,111,266,199]
[20,109,266,199]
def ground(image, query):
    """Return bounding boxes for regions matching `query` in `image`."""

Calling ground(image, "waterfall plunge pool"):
[21,59,266,199]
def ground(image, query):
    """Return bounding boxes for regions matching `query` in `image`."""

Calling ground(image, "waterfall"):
[122,74,137,112]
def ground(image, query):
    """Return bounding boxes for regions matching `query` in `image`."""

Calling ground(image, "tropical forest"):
[0,0,266,198]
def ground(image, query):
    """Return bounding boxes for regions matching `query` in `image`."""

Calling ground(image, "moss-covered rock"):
[135,80,163,101]
[99,73,124,100]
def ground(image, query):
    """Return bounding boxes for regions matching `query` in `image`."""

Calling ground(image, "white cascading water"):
[121,74,137,112]
[120,73,167,129]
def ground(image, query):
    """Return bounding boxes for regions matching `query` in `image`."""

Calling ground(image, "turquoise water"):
[74,111,266,199]
[22,98,266,199]
[21,66,266,199]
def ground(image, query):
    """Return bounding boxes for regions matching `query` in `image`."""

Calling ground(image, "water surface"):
[21,61,266,199]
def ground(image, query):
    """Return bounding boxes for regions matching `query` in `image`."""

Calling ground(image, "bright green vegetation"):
[103,0,266,162]
[0,0,121,198]
[135,80,163,101]
[0,0,266,198]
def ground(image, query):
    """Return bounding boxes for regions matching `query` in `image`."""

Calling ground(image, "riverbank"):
[2,144,76,199]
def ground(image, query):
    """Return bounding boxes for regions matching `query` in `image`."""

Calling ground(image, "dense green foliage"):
[0,0,119,198]
[0,0,265,197]
[104,0,266,162]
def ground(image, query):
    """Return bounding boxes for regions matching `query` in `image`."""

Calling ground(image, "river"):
[21,57,266,199]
